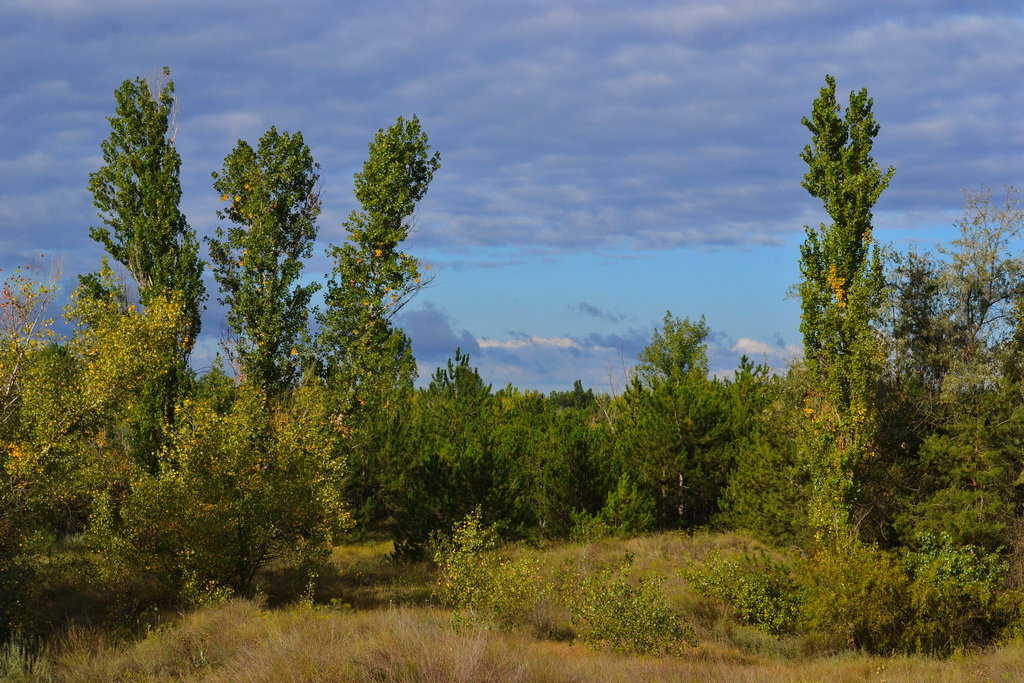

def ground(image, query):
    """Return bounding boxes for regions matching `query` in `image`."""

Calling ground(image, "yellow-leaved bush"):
[90,382,352,598]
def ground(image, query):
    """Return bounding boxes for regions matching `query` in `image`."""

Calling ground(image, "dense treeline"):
[3,70,1024,658]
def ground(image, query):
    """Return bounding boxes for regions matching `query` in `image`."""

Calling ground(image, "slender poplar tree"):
[318,115,440,402]
[317,116,439,533]
[798,75,894,540]
[207,127,321,399]
[88,68,205,458]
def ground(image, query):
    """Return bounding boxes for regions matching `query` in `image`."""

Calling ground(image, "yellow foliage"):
[825,263,847,307]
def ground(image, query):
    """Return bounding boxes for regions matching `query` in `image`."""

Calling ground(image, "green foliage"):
[716,437,807,545]
[87,67,204,345]
[881,188,1024,553]
[635,311,708,387]
[90,383,352,596]
[0,263,60,439]
[596,473,656,536]
[388,351,535,558]
[14,68,1024,663]
[532,407,611,539]
[568,510,613,543]
[613,366,736,529]
[902,534,1017,655]
[798,74,893,537]
[0,265,63,604]
[894,427,1020,550]
[0,267,185,637]
[319,115,440,402]
[435,514,697,655]
[208,126,321,398]
[315,117,439,546]
[12,266,185,516]
[87,69,205,468]
[716,368,809,545]
[548,379,595,410]
[887,188,1024,403]
[433,509,543,630]
[798,543,909,654]
[685,550,800,635]
[560,553,696,656]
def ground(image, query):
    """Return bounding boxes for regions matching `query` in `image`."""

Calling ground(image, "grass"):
[37,601,1024,682]
[10,531,1024,681]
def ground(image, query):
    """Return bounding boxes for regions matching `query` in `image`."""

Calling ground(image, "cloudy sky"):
[2,0,1023,392]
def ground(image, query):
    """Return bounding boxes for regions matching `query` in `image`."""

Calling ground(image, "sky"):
[2,0,1023,393]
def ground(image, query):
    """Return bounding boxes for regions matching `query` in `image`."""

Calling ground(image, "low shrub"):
[902,533,1018,655]
[797,542,909,654]
[559,553,696,656]
[433,509,544,630]
[684,549,800,635]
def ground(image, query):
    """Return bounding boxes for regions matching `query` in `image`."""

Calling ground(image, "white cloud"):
[477,336,584,351]
[731,338,773,356]
[729,337,802,362]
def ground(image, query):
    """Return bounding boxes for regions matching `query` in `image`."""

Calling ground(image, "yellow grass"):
[18,531,1024,681]
[43,600,1024,682]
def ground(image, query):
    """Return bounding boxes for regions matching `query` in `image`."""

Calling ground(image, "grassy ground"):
[6,532,1024,681]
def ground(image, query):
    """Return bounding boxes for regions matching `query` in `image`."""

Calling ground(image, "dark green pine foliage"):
[87,67,205,464]
[208,127,321,399]
[612,313,740,529]
[388,350,533,558]
[715,360,810,545]
[529,399,611,537]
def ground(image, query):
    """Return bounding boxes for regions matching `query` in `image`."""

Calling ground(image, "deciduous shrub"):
[560,553,696,656]
[89,383,351,598]
[685,549,800,635]
[902,533,1018,654]
[798,542,909,654]
[433,509,543,630]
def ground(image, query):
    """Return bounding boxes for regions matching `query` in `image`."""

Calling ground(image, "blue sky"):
[2,0,1023,392]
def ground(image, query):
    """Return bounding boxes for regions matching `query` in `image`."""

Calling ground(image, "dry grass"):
[41,599,1024,682]
[17,532,1024,681]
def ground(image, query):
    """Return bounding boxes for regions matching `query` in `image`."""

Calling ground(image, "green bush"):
[798,543,909,654]
[433,509,544,630]
[597,473,657,536]
[685,549,800,635]
[567,474,656,542]
[568,509,612,543]
[560,553,696,656]
[901,534,1017,654]
[89,384,351,598]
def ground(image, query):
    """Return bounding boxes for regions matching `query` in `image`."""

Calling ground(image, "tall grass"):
[43,600,1024,682]
[19,532,1024,681]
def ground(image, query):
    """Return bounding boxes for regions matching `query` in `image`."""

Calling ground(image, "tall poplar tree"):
[798,75,894,540]
[208,127,321,399]
[318,116,439,533]
[88,68,205,457]
[318,115,440,402]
